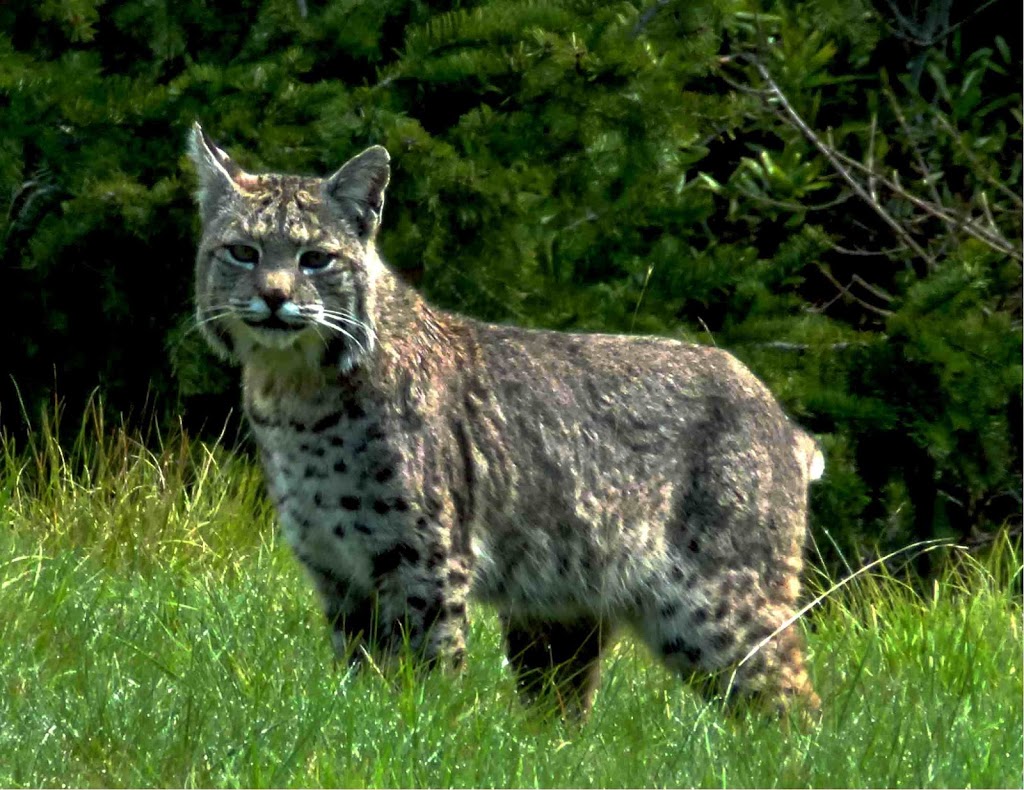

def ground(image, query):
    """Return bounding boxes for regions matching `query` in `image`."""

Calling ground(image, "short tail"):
[796,432,825,482]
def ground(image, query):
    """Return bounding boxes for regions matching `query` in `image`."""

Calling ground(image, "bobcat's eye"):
[224,244,260,267]
[299,250,335,272]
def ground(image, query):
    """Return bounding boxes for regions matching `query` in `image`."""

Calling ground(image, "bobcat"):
[188,123,823,717]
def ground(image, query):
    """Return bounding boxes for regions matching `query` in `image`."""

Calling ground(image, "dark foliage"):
[1,0,1019,572]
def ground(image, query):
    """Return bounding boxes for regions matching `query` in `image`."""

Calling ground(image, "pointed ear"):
[187,122,250,220]
[323,145,391,240]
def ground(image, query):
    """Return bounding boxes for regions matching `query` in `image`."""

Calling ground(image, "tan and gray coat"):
[188,124,823,717]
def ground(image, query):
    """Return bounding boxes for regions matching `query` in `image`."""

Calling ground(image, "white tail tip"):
[809,449,825,481]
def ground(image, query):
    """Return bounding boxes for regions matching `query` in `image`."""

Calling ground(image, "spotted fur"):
[188,123,823,717]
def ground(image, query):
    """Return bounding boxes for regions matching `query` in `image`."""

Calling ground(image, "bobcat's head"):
[188,123,389,372]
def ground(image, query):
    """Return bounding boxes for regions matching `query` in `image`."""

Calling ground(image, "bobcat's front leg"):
[372,539,471,670]
[303,561,378,666]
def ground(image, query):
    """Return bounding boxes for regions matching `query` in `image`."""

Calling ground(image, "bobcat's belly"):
[468,524,662,619]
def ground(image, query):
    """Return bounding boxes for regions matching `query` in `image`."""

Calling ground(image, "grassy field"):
[1,413,1020,788]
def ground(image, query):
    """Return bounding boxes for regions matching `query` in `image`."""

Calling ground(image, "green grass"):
[1,410,1021,788]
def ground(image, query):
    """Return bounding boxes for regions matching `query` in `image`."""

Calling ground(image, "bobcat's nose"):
[259,286,289,314]
[255,270,298,319]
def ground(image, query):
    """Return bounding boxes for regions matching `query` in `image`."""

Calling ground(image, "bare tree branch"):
[930,112,1024,210]
[815,266,895,317]
[883,82,944,207]
[831,243,909,257]
[746,57,938,270]
[831,149,1023,262]
[632,0,670,38]
[746,341,863,351]
[736,188,853,213]
[736,56,1023,267]
[879,0,1000,48]
[850,273,895,304]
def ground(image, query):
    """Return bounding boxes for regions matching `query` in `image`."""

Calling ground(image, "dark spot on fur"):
[341,496,361,510]
[663,638,702,664]
[709,631,734,652]
[448,569,469,587]
[333,524,346,539]
[345,401,366,420]
[426,548,446,570]
[714,600,731,621]
[659,601,680,619]
[373,500,390,515]
[375,467,394,483]
[662,637,686,654]
[312,410,344,432]
[448,601,467,618]
[329,435,345,447]
[354,522,372,535]
[450,419,476,554]
[313,492,324,507]
[371,543,420,578]
[249,409,278,427]
[407,596,428,610]
[748,623,775,643]
[691,607,709,625]
[718,575,739,595]
[688,538,700,554]
[416,517,428,529]
[424,497,443,519]
[366,423,386,441]
[392,497,409,512]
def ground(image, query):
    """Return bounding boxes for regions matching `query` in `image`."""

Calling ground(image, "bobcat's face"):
[188,124,390,370]
[196,175,375,357]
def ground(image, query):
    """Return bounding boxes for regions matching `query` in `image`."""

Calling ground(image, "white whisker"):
[187,306,234,336]
[319,309,378,346]
[318,307,363,323]
[318,305,359,317]
[313,317,368,356]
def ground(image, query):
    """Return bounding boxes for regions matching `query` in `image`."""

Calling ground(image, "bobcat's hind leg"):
[643,564,820,721]
[721,617,820,722]
[500,614,610,718]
